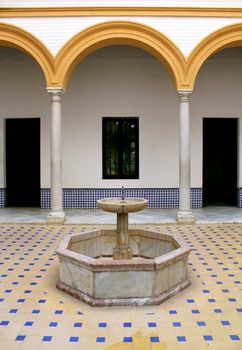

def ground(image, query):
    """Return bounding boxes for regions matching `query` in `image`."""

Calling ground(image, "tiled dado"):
[2,188,242,209]
[41,188,203,209]
[0,188,6,208]
[237,188,242,207]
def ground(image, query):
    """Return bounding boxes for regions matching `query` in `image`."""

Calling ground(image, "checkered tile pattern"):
[0,223,241,350]
[63,188,121,209]
[191,188,203,208]
[237,188,242,208]
[40,188,50,209]
[2,186,242,209]
[0,188,6,208]
[40,188,203,209]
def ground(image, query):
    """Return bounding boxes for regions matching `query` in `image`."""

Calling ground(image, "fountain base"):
[56,228,192,306]
[56,278,191,307]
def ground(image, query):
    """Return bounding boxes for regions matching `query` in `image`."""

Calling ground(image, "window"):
[102,117,139,179]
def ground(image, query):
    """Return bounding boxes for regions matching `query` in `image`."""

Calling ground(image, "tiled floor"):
[0,223,241,349]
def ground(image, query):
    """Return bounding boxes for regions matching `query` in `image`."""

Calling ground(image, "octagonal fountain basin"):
[56,229,192,306]
[97,198,148,213]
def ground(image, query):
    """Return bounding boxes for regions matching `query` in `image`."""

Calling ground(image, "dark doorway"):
[203,118,237,206]
[6,118,40,207]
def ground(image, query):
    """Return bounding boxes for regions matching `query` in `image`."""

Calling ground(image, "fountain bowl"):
[97,198,148,213]
[56,228,192,306]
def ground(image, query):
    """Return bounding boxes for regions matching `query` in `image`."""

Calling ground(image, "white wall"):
[1,17,241,57]
[190,47,242,187]
[2,0,242,8]
[62,45,178,188]
[0,47,50,188]
[0,45,242,189]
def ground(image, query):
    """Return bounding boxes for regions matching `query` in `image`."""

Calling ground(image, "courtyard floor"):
[0,223,241,350]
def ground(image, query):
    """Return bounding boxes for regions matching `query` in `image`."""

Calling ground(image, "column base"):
[47,211,66,224]
[176,211,195,224]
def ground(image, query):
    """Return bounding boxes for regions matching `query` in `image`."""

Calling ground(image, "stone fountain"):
[56,189,192,306]
[97,193,148,260]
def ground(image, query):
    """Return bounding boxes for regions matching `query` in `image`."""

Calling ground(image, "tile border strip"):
[1,187,240,209]
[41,188,203,209]
[237,187,242,207]
[0,188,6,208]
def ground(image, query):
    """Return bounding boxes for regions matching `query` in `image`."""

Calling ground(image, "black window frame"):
[102,117,139,179]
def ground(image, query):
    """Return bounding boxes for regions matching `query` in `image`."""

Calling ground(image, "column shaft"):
[47,88,66,224]
[177,90,195,224]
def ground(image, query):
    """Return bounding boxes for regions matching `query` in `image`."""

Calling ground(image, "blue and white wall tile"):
[40,187,203,209]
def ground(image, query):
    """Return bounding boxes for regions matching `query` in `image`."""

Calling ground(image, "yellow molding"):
[54,20,187,90]
[1,6,242,18]
[187,23,242,89]
[1,20,242,91]
[0,23,56,86]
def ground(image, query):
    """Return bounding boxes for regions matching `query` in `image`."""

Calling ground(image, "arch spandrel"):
[0,23,55,87]
[55,21,187,90]
[187,23,242,89]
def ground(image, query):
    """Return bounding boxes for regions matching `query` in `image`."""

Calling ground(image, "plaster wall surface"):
[0,47,50,188]
[2,0,242,8]
[0,17,242,57]
[62,45,178,188]
[191,47,242,188]
[0,45,242,189]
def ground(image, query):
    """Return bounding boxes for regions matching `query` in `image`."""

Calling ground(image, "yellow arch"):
[2,21,242,91]
[187,23,242,89]
[55,20,187,90]
[0,22,55,86]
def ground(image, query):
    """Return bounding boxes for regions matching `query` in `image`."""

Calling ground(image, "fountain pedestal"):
[97,198,148,260]
[114,212,132,259]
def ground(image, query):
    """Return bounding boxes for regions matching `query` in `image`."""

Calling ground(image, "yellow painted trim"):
[0,23,56,86]
[1,7,242,18]
[55,20,186,90]
[187,23,242,89]
[1,20,242,91]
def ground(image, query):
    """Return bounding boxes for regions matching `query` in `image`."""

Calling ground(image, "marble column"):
[46,88,66,224]
[176,90,195,224]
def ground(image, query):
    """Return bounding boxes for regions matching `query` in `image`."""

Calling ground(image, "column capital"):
[47,87,65,95]
[47,87,65,103]
[177,89,193,102]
